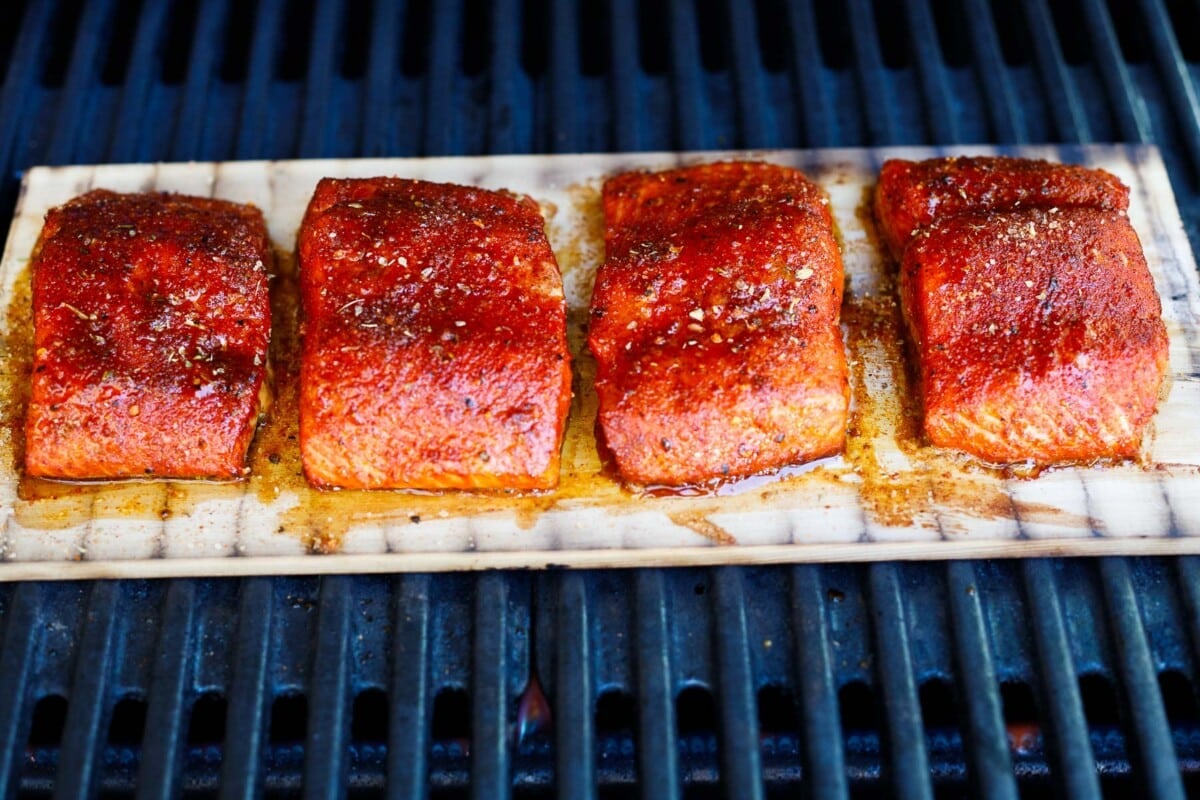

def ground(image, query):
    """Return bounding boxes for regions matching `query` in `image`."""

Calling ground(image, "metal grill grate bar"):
[869,565,933,799]
[55,582,120,799]
[946,561,1018,799]
[848,0,898,145]
[136,579,196,798]
[304,577,354,798]
[965,0,1027,143]
[906,0,961,144]
[424,0,463,157]
[609,0,641,152]
[472,573,514,800]
[788,1,834,147]
[296,0,340,160]
[712,567,764,799]
[634,570,680,798]
[218,577,273,799]
[387,574,432,800]
[1176,558,1200,688]
[554,573,595,799]
[233,0,286,161]
[790,565,848,800]
[45,0,114,167]
[361,1,399,158]
[1140,0,1200,176]
[1083,0,1153,144]
[0,583,42,798]
[1100,558,1187,799]
[169,0,227,162]
[1023,559,1102,799]
[104,0,170,164]
[1029,0,1093,141]
[0,0,53,178]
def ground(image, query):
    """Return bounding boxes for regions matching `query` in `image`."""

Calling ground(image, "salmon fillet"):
[901,207,1168,464]
[25,190,271,480]
[298,177,571,490]
[875,156,1129,261]
[589,162,849,486]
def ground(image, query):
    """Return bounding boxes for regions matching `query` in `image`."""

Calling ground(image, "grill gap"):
[269,693,309,744]
[755,684,798,736]
[676,685,718,736]
[1105,0,1149,63]
[431,687,471,742]
[1157,669,1199,724]
[595,689,637,736]
[579,0,608,77]
[186,692,227,746]
[999,680,1041,754]
[106,695,148,747]
[218,0,254,80]
[838,680,879,733]
[161,0,200,85]
[27,695,68,748]
[460,0,489,77]
[918,678,963,746]
[986,0,1032,65]
[1048,0,1093,65]
[276,0,316,81]
[872,0,910,69]
[813,1,852,69]
[1078,673,1121,726]
[1165,0,1200,62]
[100,0,141,85]
[520,0,548,77]
[930,0,970,68]
[339,0,371,79]
[401,0,432,77]
[41,0,85,87]
[693,0,728,73]
[352,688,389,743]
[0,0,30,84]
[751,0,788,73]
[637,1,668,75]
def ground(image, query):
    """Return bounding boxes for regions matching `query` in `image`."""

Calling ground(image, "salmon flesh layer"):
[25,190,271,479]
[589,161,849,486]
[885,164,1168,465]
[298,177,572,490]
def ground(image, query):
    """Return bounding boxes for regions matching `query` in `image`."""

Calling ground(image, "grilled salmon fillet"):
[875,156,1129,261]
[901,207,1168,464]
[25,190,271,480]
[589,162,849,486]
[298,177,571,490]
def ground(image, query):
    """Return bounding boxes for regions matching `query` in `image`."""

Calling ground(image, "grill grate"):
[0,0,1198,797]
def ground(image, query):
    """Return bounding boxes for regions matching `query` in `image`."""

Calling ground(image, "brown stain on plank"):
[668,512,737,545]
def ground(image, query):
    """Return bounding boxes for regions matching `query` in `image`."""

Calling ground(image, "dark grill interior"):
[0,0,1199,797]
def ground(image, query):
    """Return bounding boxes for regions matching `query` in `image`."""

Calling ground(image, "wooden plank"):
[0,146,1197,575]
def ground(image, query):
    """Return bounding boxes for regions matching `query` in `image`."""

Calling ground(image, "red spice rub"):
[25,190,271,479]
[902,207,1168,464]
[589,161,849,486]
[298,177,571,490]
[875,156,1129,262]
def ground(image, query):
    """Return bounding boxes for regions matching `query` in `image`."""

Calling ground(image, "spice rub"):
[25,190,271,479]
[589,161,849,486]
[297,177,572,490]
